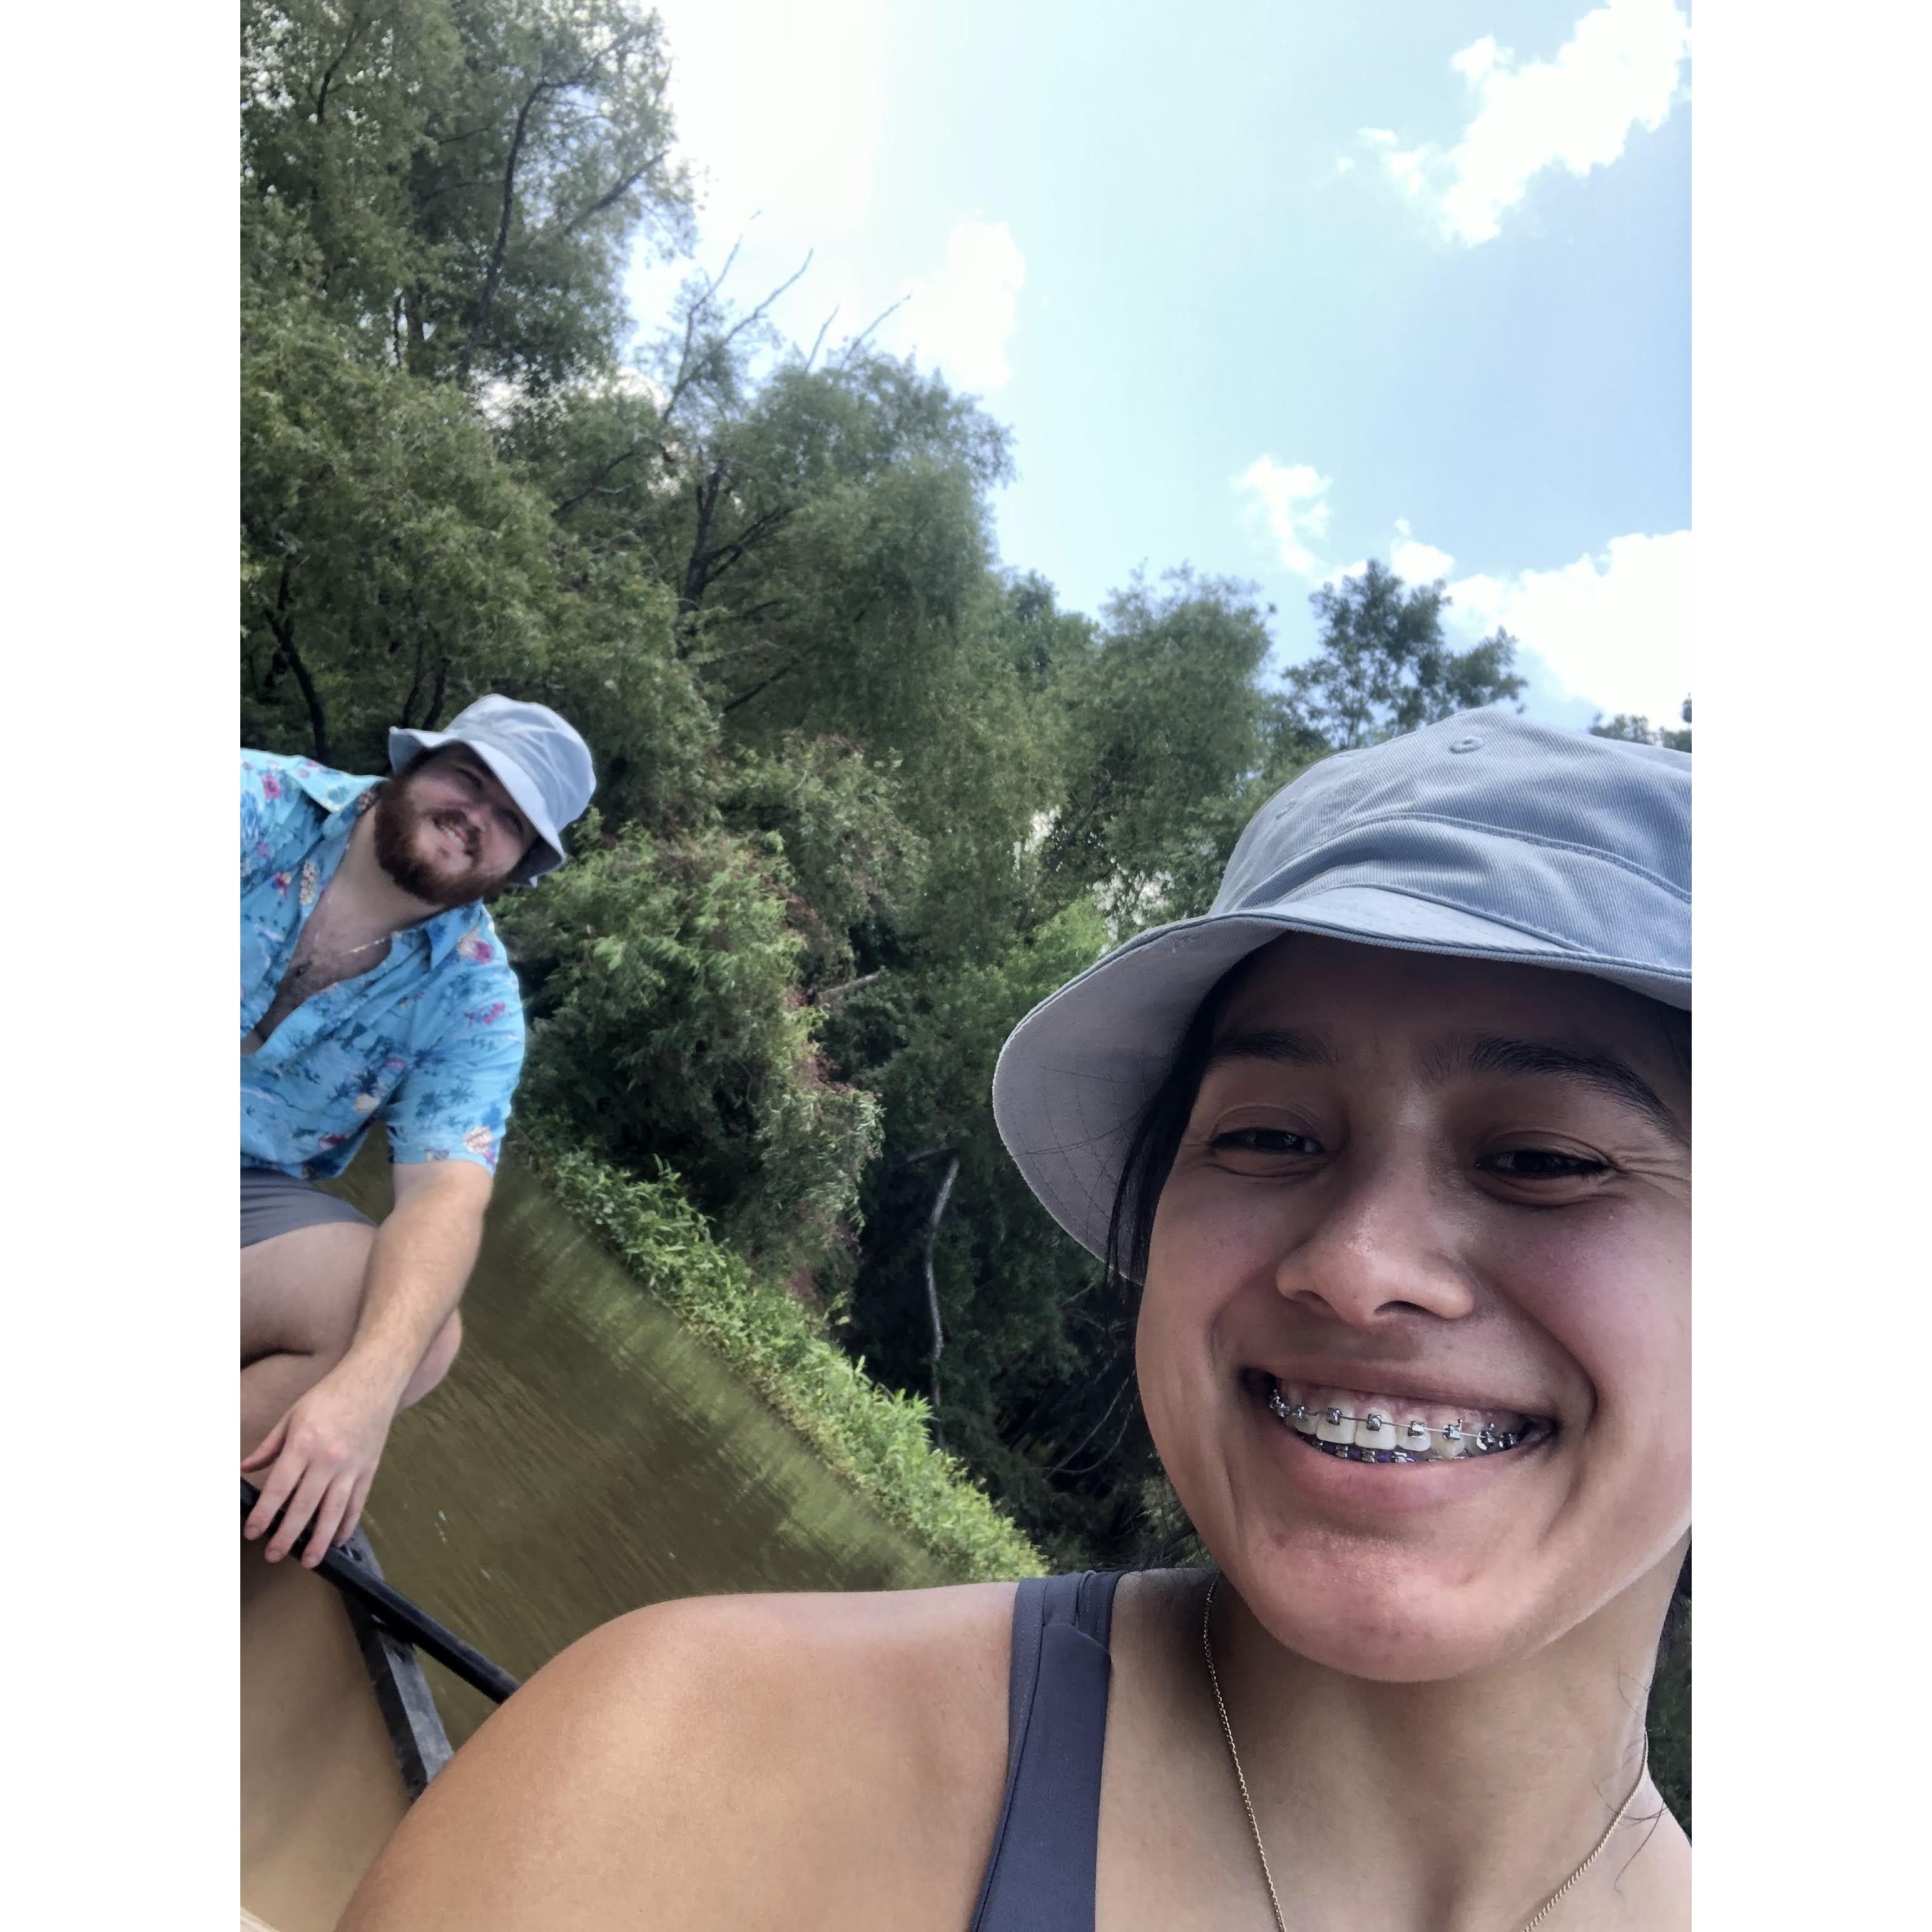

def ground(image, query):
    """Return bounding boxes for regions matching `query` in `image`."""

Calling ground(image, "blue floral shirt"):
[240,751,526,1181]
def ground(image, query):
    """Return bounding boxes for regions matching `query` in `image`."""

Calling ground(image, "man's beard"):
[371,778,517,908]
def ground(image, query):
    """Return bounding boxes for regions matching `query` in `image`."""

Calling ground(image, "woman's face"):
[1137,934,1690,1680]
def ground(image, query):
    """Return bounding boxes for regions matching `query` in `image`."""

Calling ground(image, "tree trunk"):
[918,1153,960,1445]
[263,560,331,764]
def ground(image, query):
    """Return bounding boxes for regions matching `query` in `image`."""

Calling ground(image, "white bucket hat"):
[389,694,596,885]
[992,708,1690,1263]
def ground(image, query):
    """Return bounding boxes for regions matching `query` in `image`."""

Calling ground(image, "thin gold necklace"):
[1200,1574,1651,1932]
[289,933,390,981]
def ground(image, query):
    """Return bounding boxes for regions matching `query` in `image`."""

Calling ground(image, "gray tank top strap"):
[967,1570,1122,1932]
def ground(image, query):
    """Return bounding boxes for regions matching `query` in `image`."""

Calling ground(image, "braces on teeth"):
[1266,1386,1528,1461]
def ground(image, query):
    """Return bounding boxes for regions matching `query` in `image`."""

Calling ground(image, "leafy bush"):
[519,1118,1043,1581]
[496,815,878,1282]
[718,733,926,990]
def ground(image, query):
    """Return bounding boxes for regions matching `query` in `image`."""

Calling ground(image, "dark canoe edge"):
[336,1530,455,1800]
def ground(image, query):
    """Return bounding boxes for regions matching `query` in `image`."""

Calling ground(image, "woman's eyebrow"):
[1203,1027,1335,1072]
[1429,1033,1689,1145]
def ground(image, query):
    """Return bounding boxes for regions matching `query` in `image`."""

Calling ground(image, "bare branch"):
[805,305,840,372]
[459,74,551,384]
[834,295,909,370]
[810,969,885,1005]
[550,146,674,238]
[1050,1391,1140,1482]
[312,14,367,126]
[660,246,813,423]
[917,1152,960,1441]
[718,658,800,715]
[455,24,657,384]
[550,426,676,520]
[1042,1376,1133,1479]
[260,559,330,764]
[691,502,798,587]
[657,238,742,422]
[893,1146,952,1169]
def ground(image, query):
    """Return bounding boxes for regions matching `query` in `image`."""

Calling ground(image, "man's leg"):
[241,1221,463,1460]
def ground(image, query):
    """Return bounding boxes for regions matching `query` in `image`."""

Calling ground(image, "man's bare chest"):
[245,922,394,1054]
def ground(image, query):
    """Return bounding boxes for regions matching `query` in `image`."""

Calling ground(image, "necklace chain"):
[291,933,390,979]
[1200,1573,1650,1932]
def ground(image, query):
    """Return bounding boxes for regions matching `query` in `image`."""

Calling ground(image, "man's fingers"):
[243,1443,305,1543]
[303,1472,358,1570]
[240,1413,290,1477]
[265,1460,333,1563]
[336,1472,375,1550]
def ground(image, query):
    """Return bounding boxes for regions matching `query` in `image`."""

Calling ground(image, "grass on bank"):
[517,1116,1045,1582]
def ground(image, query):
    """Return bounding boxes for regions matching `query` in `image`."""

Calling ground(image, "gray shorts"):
[240,1166,375,1249]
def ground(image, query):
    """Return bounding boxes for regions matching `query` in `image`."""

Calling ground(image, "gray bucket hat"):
[389,694,596,885]
[992,707,1690,1262]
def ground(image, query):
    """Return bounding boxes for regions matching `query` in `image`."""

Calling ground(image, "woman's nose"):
[1271,1157,1475,1328]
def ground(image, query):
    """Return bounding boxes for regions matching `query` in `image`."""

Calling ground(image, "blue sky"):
[629,0,1690,730]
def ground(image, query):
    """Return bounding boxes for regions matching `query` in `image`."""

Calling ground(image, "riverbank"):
[325,1141,1031,1749]
[513,1116,1044,1582]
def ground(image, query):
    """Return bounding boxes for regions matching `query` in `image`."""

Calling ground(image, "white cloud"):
[1236,457,1335,576]
[1390,517,1456,583]
[897,220,1027,392]
[1445,529,1690,724]
[1365,0,1690,245]
[649,0,885,242]
[1239,486,1690,725]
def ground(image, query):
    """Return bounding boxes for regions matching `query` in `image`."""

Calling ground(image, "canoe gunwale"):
[337,1530,455,1798]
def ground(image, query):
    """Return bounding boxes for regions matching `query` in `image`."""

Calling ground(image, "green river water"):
[326,1149,954,1749]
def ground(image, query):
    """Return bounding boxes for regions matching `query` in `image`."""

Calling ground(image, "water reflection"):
[330,1152,952,1746]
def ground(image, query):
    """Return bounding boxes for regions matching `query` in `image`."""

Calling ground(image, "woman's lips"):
[1248,1370,1555,1465]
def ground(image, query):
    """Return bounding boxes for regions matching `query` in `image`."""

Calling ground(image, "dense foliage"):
[240,1,1576,1568]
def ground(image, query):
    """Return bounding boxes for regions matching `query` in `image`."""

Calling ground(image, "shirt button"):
[1449,736,1483,753]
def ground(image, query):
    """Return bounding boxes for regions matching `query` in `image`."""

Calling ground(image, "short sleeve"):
[241,750,312,892]
[380,980,527,1174]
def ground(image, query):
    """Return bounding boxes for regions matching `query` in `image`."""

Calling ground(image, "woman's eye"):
[1479,1149,1609,1181]
[1213,1127,1321,1158]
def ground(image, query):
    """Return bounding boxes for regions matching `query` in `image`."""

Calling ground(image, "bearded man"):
[240,696,594,1567]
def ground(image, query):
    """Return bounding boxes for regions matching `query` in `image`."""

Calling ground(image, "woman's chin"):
[1258,1604,1513,1682]
[1226,1542,1563,1683]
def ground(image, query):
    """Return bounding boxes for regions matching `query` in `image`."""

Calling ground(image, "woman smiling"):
[343,708,1691,1931]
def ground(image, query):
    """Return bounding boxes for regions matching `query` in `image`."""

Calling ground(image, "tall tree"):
[1286,559,1527,748]
[242,0,692,391]
[1040,569,1316,932]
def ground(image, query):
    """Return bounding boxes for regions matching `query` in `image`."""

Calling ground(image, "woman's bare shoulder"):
[340,1581,1020,1932]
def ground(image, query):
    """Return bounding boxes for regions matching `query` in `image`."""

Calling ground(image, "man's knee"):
[240,1219,377,1363]
[400,1308,462,1410]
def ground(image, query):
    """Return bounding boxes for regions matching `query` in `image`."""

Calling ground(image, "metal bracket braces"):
[1266,1388,1522,1454]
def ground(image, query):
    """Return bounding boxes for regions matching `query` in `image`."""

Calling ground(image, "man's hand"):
[242,1360,402,1565]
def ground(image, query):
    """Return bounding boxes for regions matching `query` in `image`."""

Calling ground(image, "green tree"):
[834,902,1161,1562]
[1286,558,1527,748]
[1590,696,1692,752]
[495,814,880,1280]
[242,0,692,390]
[241,288,561,767]
[1040,569,1320,932]
[717,733,927,994]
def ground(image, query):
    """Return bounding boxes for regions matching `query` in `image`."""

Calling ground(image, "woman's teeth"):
[1264,1378,1546,1464]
